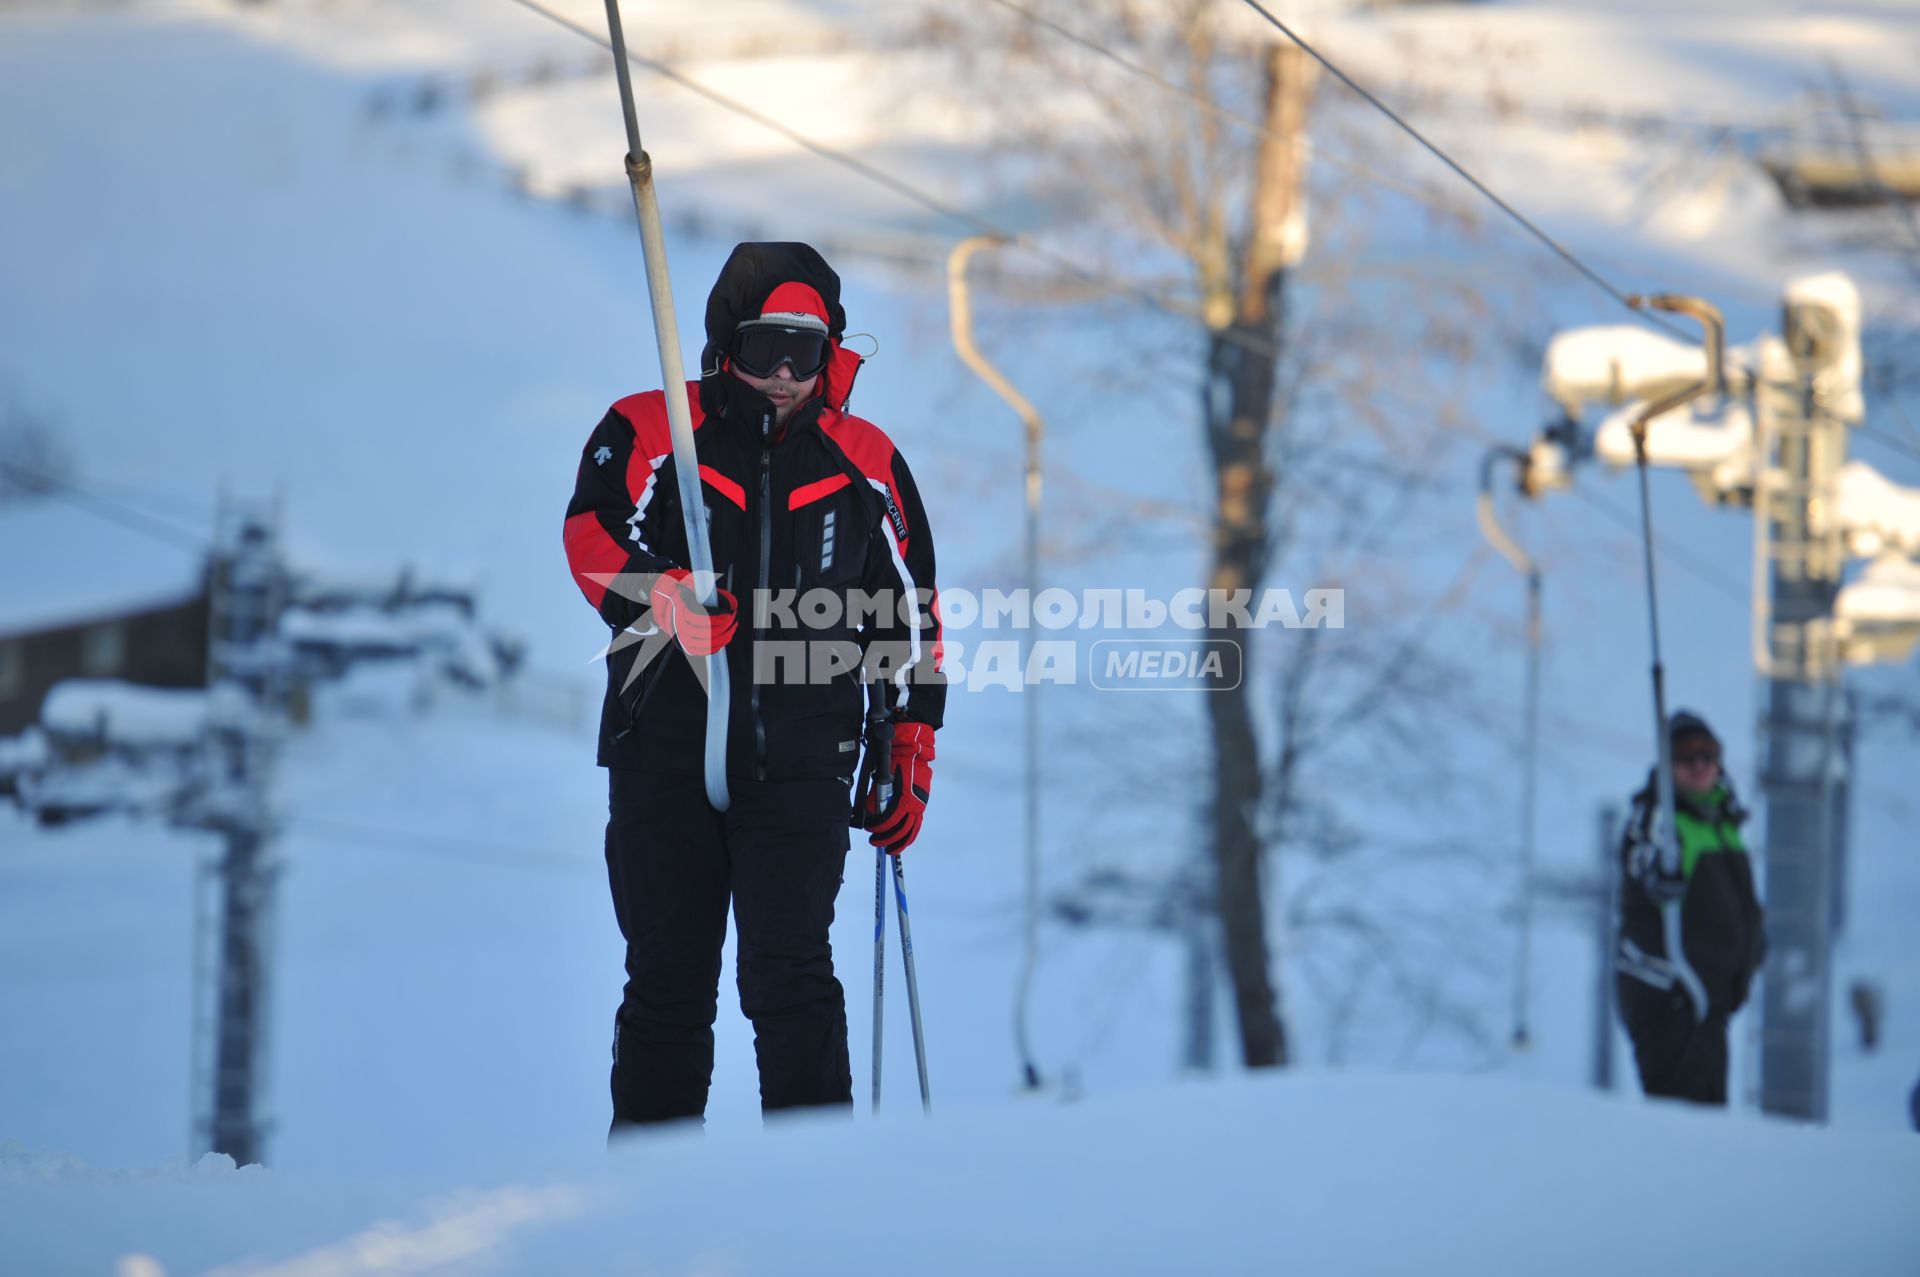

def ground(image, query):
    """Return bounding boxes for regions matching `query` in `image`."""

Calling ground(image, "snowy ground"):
[9,1074,1920,1277]
[2,0,1919,1270]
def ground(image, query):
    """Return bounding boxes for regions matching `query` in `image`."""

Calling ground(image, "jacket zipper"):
[752,409,773,780]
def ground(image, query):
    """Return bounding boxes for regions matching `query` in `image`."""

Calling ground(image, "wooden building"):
[0,501,211,735]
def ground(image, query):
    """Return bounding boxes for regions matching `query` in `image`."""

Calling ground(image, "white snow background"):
[1,0,1918,1272]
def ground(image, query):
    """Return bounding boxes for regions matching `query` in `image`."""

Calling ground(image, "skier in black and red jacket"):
[562,242,946,1131]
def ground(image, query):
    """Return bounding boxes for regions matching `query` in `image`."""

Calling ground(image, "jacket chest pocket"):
[790,481,867,592]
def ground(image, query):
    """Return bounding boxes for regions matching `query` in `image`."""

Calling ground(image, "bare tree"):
[0,396,74,507]
[1187,38,1314,1067]
[930,1,1530,1069]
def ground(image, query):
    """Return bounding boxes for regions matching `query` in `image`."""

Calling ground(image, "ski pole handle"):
[854,686,895,825]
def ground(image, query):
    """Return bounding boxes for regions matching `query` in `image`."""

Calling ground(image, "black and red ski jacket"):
[563,373,945,780]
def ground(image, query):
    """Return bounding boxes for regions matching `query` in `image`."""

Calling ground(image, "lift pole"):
[949,236,1046,1090]
[1476,445,1542,1049]
[602,0,730,810]
[1621,292,1727,1026]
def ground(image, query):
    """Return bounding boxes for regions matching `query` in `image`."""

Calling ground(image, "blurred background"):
[2,0,1917,1179]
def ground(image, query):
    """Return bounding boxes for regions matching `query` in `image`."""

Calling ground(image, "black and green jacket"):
[1616,774,1767,1015]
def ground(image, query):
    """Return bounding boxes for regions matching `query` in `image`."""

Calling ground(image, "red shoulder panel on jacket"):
[611,383,706,460]
[821,412,897,484]
[822,412,908,543]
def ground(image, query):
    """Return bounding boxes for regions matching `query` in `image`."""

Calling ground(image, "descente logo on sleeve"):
[879,484,906,542]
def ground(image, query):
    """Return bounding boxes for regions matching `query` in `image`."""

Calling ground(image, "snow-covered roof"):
[282,606,423,649]
[40,679,210,748]
[281,602,503,685]
[282,602,473,648]
[0,500,207,640]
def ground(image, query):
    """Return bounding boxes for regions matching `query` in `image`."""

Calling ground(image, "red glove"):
[649,568,738,657]
[865,721,934,855]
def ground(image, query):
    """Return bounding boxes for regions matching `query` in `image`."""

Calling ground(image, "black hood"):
[698,243,847,420]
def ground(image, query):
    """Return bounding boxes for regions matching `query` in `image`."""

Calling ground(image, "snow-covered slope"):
[3,9,1919,1268]
[8,1074,1919,1277]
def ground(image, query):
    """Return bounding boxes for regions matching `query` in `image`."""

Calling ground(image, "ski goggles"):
[730,324,831,380]
[1674,748,1721,766]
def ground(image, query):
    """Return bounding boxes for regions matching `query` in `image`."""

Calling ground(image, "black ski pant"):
[604,768,853,1130]
[1618,976,1731,1106]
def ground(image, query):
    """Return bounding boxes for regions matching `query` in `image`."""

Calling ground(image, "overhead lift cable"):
[1855,421,1920,465]
[1566,484,1749,607]
[1233,0,1694,343]
[505,0,1920,449]
[501,0,1290,363]
[1010,3,1918,467]
[507,0,993,234]
[982,0,1477,219]
[0,457,212,555]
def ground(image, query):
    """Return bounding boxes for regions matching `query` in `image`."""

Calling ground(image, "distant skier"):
[562,242,946,1131]
[1614,710,1766,1106]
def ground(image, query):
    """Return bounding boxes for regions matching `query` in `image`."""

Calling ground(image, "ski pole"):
[600,0,730,812]
[861,683,894,1114]
[892,854,932,1113]
[1624,292,1726,1026]
[872,842,886,1114]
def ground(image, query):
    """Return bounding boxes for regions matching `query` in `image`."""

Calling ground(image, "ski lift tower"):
[1750,276,1858,1122]
[183,498,291,1165]
[1516,272,1920,1121]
